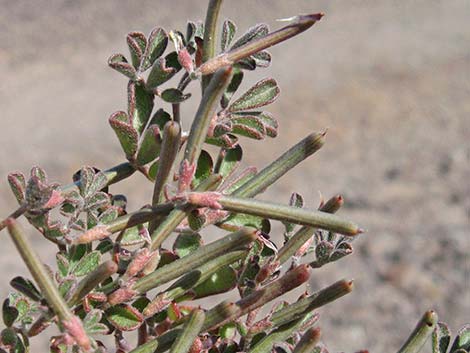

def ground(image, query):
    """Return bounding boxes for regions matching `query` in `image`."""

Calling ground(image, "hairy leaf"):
[128,82,154,135]
[174,233,202,258]
[127,32,147,69]
[228,78,280,112]
[136,125,162,166]
[106,304,144,331]
[108,53,138,81]
[109,111,139,158]
[140,27,168,71]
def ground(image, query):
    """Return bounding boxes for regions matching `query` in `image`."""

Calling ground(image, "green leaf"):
[109,111,139,159]
[127,32,147,69]
[206,134,239,149]
[128,82,155,135]
[221,19,237,52]
[433,322,451,353]
[255,111,278,137]
[106,304,144,331]
[192,150,213,189]
[161,88,191,103]
[71,251,101,277]
[86,192,110,210]
[230,23,268,50]
[173,233,202,258]
[231,115,266,140]
[192,266,237,299]
[219,322,237,340]
[10,277,42,302]
[7,172,26,204]
[136,125,162,165]
[221,213,270,233]
[252,50,272,68]
[215,145,242,180]
[58,278,75,299]
[108,53,138,81]
[140,27,168,71]
[228,78,280,112]
[121,225,148,246]
[221,69,244,109]
[83,309,108,335]
[148,160,159,182]
[2,299,18,327]
[146,57,177,89]
[1,328,17,347]
[149,108,172,129]
[450,325,470,352]
[188,210,206,231]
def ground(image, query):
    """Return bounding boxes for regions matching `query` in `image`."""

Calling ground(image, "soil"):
[1,1,468,351]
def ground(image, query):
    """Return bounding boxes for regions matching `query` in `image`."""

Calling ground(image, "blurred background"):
[1,0,469,351]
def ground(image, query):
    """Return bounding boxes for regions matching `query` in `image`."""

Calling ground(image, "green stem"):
[293,327,322,353]
[201,0,224,91]
[6,219,74,323]
[67,260,118,306]
[134,228,257,293]
[183,67,232,167]
[149,120,182,232]
[149,174,222,251]
[269,279,353,328]
[397,310,438,353]
[198,13,323,75]
[213,195,361,236]
[202,264,311,332]
[169,309,205,353]
[233,132,326,198]
[276,194,343,264]
[61,162,136,193]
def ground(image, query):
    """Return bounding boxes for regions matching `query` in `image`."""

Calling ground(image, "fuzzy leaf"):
[127,32,147,69]
[83,309,109,335]
[188,210,206,231]
[192,150,213,189]
[56,252,69,277]
[219,322,237,340]
[58,278,75,299]
[450,325,470,352]
[329,242,353,262]
[1,328,17,347]
[10,277,42,302]
[146,57,177,89]
[161,88,191,103]
[433,322,451,353]
[70,251,101,277]
[221,69,244,109]
[106,304,144,331]
[121,225,148,246]
[2,299,18,327]
[7,172,26,204]
[252,50,272,68]
[206,134,239,149]
[230,23,269,50]
[109,111,139,158]
[173,233,202,258]
[108,54,138,80]
[149,108,172,130]
[221,19,237,52]
[231,115,266,139]
[221,213,270,233]
[228,78,280,112]
[140,27,168,71]
[148,160,159,182]
[128,82,154,135]
[256,111,278,137]
[136,125,162,166]
[215,145,243,179]
[192,265,237,298]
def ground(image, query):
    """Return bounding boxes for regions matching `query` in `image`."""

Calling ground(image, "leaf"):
[221,19,237,52]
[252,50,272,68]
[221,213,270,233]
[256,111,278,137]
[231,115,266,140]
[136,125,162,166]
[221,69,244,109]
[228,78,280,112]
[433,322,451,353]
[109,111,139,158]
[83,309,109,335]
[10,277,42,302]
[56,253,70,277]
[188,210,206,231]
[192,266,237,298]
[215,144,243,179]
[58,278,75,299]
[106,304,144,331]
[230,23,269,50]
[1,328,17,347]
[7,172,26,204]
[173,233,202,258]
[86,192,110,210]
[2,299,18,327]
[161,88,191,103]
[108,53,138,81]
[219,322,237,340]
[128,82,155,135]
[192,150,213,189]
[121,225,148,246]
[329,242,353,262]
[127,32,147,69]
[140,27,168,71]
[148,160,159,182]
[71,251,101,277]
[450,324,470,352]
[206,134,239,149]
[149,108,172,130]
[146,57,177,89]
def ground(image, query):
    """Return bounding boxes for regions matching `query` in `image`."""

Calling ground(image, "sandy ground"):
[0,0,469,351]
